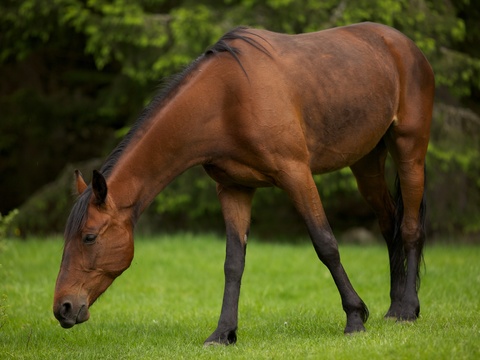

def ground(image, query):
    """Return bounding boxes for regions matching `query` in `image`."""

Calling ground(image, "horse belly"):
[294,66,397,173]
[307,125,389,174]
[304,93,395,174]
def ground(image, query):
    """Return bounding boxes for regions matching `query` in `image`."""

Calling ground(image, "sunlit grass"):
[1,234,479,359]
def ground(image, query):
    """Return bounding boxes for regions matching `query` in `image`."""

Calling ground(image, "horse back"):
[209,23,433,174]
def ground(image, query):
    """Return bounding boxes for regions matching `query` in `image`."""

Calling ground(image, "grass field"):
[1,234,479,359]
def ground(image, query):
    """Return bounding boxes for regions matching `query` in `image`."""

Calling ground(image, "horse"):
[53,22,434,345]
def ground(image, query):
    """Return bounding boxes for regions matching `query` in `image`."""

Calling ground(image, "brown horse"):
[53,22,434,345]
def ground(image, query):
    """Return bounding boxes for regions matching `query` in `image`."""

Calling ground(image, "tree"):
[1,0,479,239]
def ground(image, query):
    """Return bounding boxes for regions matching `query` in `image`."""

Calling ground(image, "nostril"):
[60,301,72,318]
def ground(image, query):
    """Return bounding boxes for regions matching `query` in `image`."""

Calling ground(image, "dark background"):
[1,0,479,241]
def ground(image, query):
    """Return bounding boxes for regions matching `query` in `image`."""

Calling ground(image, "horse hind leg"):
[350,141,407,319]
[383,81,432,320]
[385,135,428,321]
[383,40,433,321]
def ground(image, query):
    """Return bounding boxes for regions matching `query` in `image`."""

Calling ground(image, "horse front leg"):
[278,166,369,334]
[204,184,255,346]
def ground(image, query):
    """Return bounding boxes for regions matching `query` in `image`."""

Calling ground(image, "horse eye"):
[83,234,97,244]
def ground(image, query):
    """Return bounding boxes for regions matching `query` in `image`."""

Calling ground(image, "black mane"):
[64,27,271,241]
[205,27,272,77]
[99,61,203,179]
[98,27,270,179]
[64,59,204,241]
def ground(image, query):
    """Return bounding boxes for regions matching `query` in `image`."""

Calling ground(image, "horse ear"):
[75,170,88,195]
[92,170,108,205]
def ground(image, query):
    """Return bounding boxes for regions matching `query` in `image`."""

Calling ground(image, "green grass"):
[1,234,479,359]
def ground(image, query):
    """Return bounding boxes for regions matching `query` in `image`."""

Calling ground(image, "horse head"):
[53,170,134,328]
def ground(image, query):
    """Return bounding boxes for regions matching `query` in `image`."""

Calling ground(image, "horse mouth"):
[54,301,90,328]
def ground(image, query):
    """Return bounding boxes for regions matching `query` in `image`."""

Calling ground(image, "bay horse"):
[53,22,434,345]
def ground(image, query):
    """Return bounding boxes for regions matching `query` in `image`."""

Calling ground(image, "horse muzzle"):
[53,297,90,328]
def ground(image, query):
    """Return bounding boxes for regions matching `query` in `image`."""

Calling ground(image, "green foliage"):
[0,210,18,240]
[427,104,480,235]
[1,0,479,238]
[11,159,103,237]
[62,0,169,75]
[149,167,223,233]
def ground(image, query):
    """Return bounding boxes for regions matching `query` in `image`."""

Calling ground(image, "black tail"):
[392,168,427,290]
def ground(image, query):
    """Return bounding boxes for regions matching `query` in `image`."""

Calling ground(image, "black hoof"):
[344,306,368,334]
[344,323,366,334]
[397,312,419,322]
[384,302,403,319]
[385,302,419,321]
[204,329,237,346]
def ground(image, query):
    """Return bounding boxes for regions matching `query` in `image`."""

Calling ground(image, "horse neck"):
[107,73,224,216]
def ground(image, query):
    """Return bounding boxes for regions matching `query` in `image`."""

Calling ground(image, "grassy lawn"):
[1,234,479,359]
